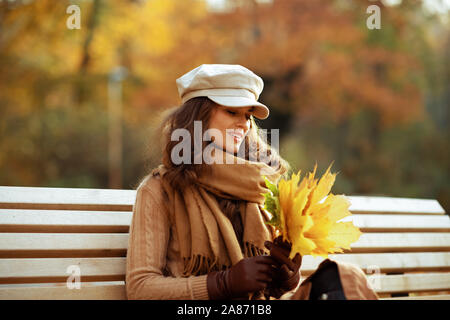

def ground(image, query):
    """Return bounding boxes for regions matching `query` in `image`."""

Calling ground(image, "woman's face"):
[208,105,254,154]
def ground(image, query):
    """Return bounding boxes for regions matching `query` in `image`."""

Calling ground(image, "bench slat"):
[381,294,450,300]
[1,210,448,234]
[0,233,448,258]
[296,272,450,294]
[344,214,450,232]
[0,187,445,215]
[0,257,125,284]
[1,273,449,299]
[0,283,126,300]
[1,253,449,284]
[301,252,450,275]
[349,233,450,253]
[0,186,136,211]
[0,209,131,233]
[0,233,128,258]
[347,196,445,215]
[371,272,450,293]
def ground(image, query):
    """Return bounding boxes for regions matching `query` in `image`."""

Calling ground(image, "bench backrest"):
[0,186,449,300]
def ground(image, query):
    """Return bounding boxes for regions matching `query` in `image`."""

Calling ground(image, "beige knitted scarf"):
[151,147,282,276]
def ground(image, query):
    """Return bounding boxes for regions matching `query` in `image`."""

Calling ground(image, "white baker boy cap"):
[176,64,270,119]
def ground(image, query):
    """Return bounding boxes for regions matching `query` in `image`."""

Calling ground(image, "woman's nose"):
[236,114,250,131]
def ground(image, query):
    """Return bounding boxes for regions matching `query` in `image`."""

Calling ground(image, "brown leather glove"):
[264,236,302,299]
[207,256,276,300]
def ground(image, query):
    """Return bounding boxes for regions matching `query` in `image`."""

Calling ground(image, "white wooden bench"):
[0,186,449,300]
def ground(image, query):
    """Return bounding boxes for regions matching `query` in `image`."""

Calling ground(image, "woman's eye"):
[226,110,251,120]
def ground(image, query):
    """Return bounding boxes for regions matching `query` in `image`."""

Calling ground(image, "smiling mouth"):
[228,131,244,143]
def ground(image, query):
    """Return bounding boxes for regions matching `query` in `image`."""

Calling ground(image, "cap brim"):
[207,96,269,120]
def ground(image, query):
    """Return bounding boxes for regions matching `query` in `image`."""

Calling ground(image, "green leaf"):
[262,185,282,229]
[263,176,279,197]
[262,176,283,230]
[263,192,276,213]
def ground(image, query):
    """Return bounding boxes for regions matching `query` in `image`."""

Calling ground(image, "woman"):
[125,64,378,300]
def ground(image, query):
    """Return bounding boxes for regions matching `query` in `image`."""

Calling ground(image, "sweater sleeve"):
[125,183,209,300]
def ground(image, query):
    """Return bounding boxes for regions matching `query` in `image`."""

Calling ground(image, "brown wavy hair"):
[152,97,290,223]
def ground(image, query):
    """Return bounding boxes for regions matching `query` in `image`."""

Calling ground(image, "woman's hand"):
[207,256,276,300]
[264,236,302,299]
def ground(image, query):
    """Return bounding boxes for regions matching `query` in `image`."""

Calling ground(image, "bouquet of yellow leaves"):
[263,163,362,258]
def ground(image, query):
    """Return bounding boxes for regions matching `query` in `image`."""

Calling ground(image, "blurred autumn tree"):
[0,0,448,211]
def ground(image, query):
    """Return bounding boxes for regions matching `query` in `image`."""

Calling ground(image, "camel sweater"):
[125,175,210,300]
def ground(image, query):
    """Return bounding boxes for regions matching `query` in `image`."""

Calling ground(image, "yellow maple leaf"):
[327,222,362,251]
[264,163,362,258]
